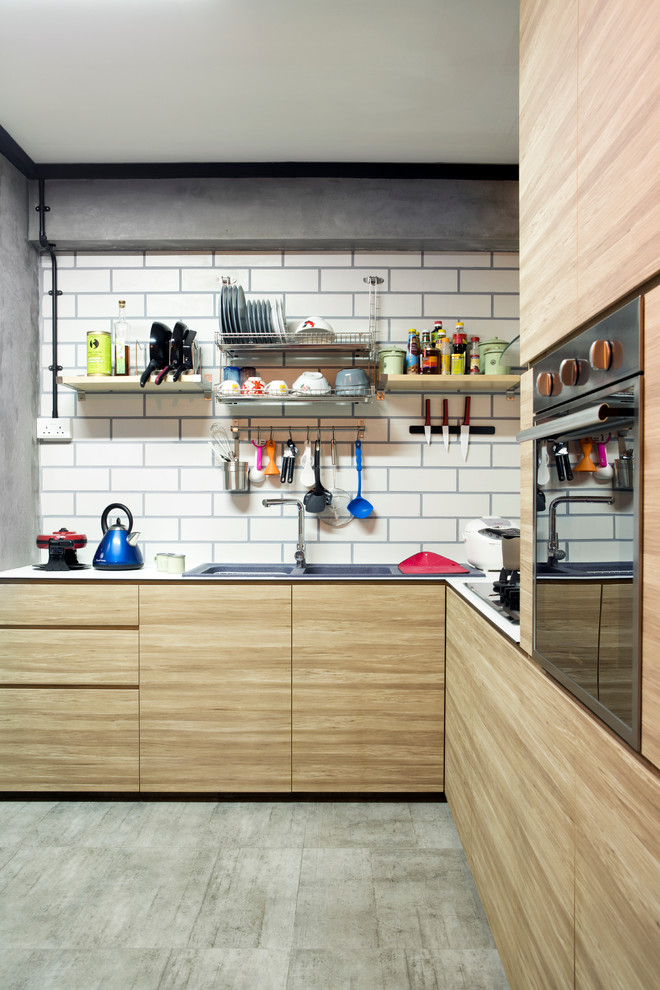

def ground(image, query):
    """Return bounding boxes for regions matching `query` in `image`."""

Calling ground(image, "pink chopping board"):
[398,551,470,575]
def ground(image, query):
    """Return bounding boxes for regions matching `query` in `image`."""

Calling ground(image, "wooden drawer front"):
[0,629,138,685]
[0,584,138,627]
[0,688,139,791]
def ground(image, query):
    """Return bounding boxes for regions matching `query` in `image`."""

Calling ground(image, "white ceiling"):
[0,0,519,166]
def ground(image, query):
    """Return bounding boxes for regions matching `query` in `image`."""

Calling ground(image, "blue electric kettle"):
[93,503,144,570]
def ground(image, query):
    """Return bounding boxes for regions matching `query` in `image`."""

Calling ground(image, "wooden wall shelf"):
[57,375,213,396]
[378,374,520,395]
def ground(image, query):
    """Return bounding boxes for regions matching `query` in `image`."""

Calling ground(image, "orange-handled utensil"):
[264,439,280,475]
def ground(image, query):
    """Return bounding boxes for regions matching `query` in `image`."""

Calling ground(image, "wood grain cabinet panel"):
[577,0,660,324]
[574,709,660,990]
[446,589,575,990]
[0,629,138,685]
[519,0,579,365]
[0,688,138,791]
[0,583,138,626]
[643,285,660,767]
[292,584,444,792]
[139,585,292,792]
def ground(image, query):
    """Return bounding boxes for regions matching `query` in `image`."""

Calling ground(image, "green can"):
[86,331,112,376]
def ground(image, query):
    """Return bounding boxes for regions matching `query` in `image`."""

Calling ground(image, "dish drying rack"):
[214,276,381,404]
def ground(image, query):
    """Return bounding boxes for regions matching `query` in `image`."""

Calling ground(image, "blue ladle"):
[347,440,374,518]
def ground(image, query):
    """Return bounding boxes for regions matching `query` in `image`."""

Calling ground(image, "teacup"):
[242,375,266,394]
[218,379,240,394]
[266,379,288,395]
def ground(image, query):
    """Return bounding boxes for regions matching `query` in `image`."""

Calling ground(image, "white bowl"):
[292,371,331,394]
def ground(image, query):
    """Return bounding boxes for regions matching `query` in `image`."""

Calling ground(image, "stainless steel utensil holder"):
[223,461,250,492]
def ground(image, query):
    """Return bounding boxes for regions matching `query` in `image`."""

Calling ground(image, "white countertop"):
[0,564,520,644]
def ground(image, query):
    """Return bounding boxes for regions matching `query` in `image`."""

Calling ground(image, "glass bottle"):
[440,334,452,375]
[406,329,420,374]
[113,300,130,376]
[431,320,443,348]
[421,331,439,374]
[451,332,467,375]
[469,336,481,374]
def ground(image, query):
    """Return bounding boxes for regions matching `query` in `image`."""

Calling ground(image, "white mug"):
[266,379,288,395]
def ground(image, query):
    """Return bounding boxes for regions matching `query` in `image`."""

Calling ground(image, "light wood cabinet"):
[0,583,139,791]
[0,689,138,791]
[446,587,660,990]
[446,589,575,990]
[292,583,444,792]
[519,0,660,365]
[574,706,660,990]
[519,0,578,365]
[576,0,660,324]
[139,584,292,792]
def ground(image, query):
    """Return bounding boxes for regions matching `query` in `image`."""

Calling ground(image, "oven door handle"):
[517,403,634,443]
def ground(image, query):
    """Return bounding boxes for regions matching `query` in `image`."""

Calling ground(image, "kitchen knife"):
[442,399,449,451]
[425,399,432,445]
[461,396,471,461]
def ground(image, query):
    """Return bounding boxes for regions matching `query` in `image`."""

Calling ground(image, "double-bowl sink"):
[184,563,404,578]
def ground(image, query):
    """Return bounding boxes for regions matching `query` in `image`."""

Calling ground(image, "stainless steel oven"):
[518,297,642,749]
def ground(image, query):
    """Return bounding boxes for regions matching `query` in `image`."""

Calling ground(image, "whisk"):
[209,424,237,462]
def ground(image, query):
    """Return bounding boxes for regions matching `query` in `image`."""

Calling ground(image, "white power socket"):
[37,417,73,442]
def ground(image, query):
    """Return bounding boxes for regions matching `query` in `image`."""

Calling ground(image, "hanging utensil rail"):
[230,418,366,441]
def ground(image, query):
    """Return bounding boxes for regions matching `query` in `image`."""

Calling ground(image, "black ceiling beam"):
[0,124,37,179]
[31,161,518,181]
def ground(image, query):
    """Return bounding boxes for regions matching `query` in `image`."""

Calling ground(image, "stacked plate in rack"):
[218,285,287,343]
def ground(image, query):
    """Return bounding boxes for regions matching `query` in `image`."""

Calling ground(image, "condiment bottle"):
[113,300,130,376]
[431,320,443,348]
[406,329,420,374]
[440,334,452,375]
[421,331,439,374]
[469,336,481,374]
[451,332,467,375]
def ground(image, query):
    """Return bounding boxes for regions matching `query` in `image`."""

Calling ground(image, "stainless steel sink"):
[300,564,398,576]
[184,563,299,577]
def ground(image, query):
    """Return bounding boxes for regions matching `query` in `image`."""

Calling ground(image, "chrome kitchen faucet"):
[547,495,615,565]
[262,498,306,568]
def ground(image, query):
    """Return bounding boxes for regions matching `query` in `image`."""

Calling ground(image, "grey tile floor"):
[0,799,510,990]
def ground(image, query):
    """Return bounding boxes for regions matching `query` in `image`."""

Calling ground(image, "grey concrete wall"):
[27,176,519,252]
[0,156,40,568]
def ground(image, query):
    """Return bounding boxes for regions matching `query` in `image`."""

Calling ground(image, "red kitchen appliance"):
[35,528,89,570]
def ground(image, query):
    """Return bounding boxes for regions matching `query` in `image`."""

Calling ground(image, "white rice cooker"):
[463,517,513,571]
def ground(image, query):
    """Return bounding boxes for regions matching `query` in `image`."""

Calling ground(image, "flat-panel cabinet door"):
[139,585,292,792]
[577,0,660,325]
[642,284,660,767]
[519,0,578,365]
[292,584,444,792]
[0,689,138,791]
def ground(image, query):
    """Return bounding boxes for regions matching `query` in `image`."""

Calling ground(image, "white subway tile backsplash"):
[460,468,519,492]
[423,252,491,268]
[460,268,519,293]
[181,516,248,542]
[77,443,144,467]
[146,293,214,318]
[285,251,352,268]
[146,492,212,516]
[37,249,524,564]
[252,269,319,293]
[57,269,111,293]
[42,467,110,491]
[111,467,179,491]
[389,468,458,492]
[390,269,458,293]
[354,251,422,267]
[112,269,180,293]
[421,294,492,319]
[390,517,457,543]
[214,252,282,268]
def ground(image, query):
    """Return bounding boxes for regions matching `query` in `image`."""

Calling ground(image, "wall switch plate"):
[37,417,73,442]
